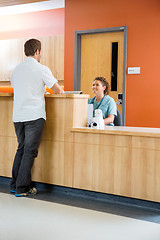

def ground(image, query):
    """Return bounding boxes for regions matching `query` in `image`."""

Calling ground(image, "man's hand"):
[51,82,64,94]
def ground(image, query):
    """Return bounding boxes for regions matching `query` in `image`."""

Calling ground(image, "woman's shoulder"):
[88,96,95,104]
[104,95,116,103]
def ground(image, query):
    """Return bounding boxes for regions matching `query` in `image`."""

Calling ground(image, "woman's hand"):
[104,114,115,125]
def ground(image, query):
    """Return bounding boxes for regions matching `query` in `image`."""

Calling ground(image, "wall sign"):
[128,67,140,74]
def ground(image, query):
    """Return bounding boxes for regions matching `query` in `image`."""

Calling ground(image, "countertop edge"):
[44,94,90,99]
[0,93,90,99]
[71,127,160,138]
[0,93,13,97]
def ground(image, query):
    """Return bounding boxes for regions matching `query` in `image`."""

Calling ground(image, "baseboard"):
[1,176,160,211]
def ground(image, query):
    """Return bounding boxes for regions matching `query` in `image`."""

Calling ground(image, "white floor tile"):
[0,193,160,240]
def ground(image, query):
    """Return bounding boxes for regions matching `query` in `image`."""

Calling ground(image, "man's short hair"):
[24,38,41,56]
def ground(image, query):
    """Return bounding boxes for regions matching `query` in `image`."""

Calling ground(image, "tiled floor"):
[0,192,160,240]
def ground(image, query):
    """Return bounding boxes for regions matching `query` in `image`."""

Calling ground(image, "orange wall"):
[0,8,64,39]
[64,0,160,127]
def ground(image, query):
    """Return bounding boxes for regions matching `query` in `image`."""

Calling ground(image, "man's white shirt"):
[11,57,57,122]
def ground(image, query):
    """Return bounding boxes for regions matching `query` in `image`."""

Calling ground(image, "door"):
[80,31,124,116]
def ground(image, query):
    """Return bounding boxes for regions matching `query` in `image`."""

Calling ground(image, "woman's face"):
[92,80,106,95]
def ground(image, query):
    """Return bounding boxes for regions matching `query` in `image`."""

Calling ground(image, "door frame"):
[74,26,127,125]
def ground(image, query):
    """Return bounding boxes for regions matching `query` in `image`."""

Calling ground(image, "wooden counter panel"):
[43,97,88,142]
[73,142,132,196]
[131,148,158,201]
[73,143,93,190]
[92,145,115,194]
[0,136,17,177]
[0,97,15,137]
[132,136,158,150]
[45,94,89,99]
[113,147,132,197]
[154,151,160,202]
[73,131,160,150]
[155,138,160,151]
[72,98,88,128]
[73,131,160,202]
[43,97,67,141]
[74,132,132,148]
[73,132,101,145]
[31,94,87,186]
[0,94,88,188]
[32,140,73,187]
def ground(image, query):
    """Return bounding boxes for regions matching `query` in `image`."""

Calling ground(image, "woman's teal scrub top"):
[88,95,117,126]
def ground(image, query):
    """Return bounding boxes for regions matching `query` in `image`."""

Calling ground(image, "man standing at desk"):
[10,38,64,197]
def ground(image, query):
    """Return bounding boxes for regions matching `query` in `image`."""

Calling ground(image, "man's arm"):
[51,82,64,94]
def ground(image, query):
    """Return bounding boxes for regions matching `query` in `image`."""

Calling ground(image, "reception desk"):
[0,93,89,188]
[71,127,160,202]
[0,93,160,202]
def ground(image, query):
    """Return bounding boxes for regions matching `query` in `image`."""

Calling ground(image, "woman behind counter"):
[88,76,117,126]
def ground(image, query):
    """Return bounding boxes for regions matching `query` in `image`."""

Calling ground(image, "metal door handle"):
[116,93,123,105]
[116,99,122,105]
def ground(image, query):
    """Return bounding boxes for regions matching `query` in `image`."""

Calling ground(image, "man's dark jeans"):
[10,118,45,194]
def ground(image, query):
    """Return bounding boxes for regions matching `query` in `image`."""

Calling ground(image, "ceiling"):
[0,0,64,16]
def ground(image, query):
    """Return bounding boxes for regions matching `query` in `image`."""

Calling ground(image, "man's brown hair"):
[24,38,41,56]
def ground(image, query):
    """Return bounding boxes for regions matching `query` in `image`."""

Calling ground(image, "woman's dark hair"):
[94,76,110,95]
[24,38,41,56]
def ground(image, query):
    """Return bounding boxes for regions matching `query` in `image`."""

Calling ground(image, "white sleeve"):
[10,71,14,88]
[42,65,58,89]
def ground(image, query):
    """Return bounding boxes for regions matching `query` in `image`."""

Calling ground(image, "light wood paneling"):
[154,151,160,201]
[0,35,64,82]
[113,147,132,196]
[0,136,17,177]
[155,138,160,151]
[73,130,160,202]
[72,98,88,128]
[40,35,64,80]
[32,141,74,187]
[131,148,155,200]
[34,94,88,187]
[43,97,66,142]
[0,96,15,137]
[0,94,89,188]
[43,95,88,143]
[132,136,155,149]
[93,145,115,194]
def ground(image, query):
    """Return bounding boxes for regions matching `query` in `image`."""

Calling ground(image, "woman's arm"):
[104,114,115,125]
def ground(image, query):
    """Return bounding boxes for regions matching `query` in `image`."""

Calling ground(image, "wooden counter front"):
[71,127,160,202]
[34,94,89,187]
[0,94,89,188]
